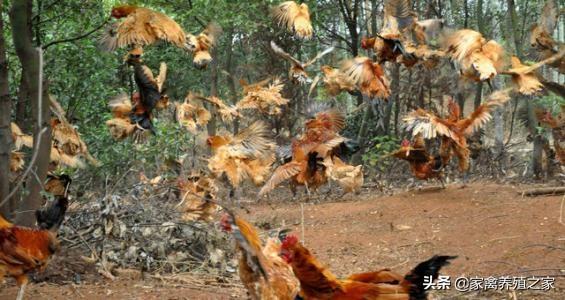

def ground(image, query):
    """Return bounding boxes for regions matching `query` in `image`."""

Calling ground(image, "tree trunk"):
[0,1,12,217]
[10,0,52,226]
[224,28,239,134]
[206,58,218,137]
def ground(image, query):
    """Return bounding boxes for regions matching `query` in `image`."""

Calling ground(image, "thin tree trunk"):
[0,1,12,217]
[206,58,218,137]
[224,29,239,134]
[10,0,52,226]
[15,75,30,129]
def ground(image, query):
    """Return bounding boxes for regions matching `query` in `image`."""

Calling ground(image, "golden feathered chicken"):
[390,135,444,187]
[270,41,334,85]
[10,123,33,174]
[10,152,25,173]
[101,5,187,54]
[260,109,346,197]
[536,106,564,165]
[185,23,222,69]
[444,29,506,82]
[530,0,564,73]
[320,65,356,97]
[207,122,275,202]
[175,92,212,134]
[361,0,445,67]
[176,172,219,222]
[49,97,99,169]
[500,49,565,95]
[272,1,313,39]
[237,78,289,115]
[403,90,511,182]
[323,156,364,195]
[220,212,300,300]
[190,93,240,123]
[106,93,137,140]
[340,57,391,99]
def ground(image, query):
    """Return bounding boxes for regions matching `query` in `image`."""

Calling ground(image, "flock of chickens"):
[2,0,564,299]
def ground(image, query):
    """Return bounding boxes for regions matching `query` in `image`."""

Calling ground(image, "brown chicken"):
[0,196,67,300]
[260,109,346,197]
[403,90,511,182]
[9,123,34,174]
[536,106,564,165]
[323,156,364,195]
[530,0,564,74]
[185,23,222,69]
[361,0,445,67]
[320,65,356,97]
[191,93,240,123]
[279,234,456,300]
[340,57,391,99]
[444,29,506,82]
[176,172,219,222]
[100,5,187,54]
[175,92,212,134]
[271,41,334,85]
[220,212,300,300]
[391,136,444,187]
[237,78,289,115]
[272,1,313,39]
[207,122,275,203]
[44,174,72,199]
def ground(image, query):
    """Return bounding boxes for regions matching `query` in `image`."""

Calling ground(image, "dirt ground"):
[1,182,564,299]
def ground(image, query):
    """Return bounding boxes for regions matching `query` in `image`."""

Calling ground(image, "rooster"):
[271,41,334,85]
[0,196,68,300]
[185,23,222,69]
[279,234,456,300]
[530,0,564,74]
[361,0,445,67]
[220,212,300,299]
[125,56,168,141]
[237,78,290,115]
[175,92,212,134]
[176,171,219,222]
[536,106,564,165]
[340,57,391,99]
[100,5,187,55]
[391,136,444,187]
[403,90,511,183]
[207,122,275,203]
[444,29,506,83]
[272,1,313,39]
[260,109,346,198]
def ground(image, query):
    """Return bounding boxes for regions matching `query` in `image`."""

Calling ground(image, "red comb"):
[219,213,232,232]
[401,139,411,147]
[281,234,299,249]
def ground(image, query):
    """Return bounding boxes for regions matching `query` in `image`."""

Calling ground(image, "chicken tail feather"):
[404,255,457,300]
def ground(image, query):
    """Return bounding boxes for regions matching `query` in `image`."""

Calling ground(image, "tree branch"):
[42,17,109,50]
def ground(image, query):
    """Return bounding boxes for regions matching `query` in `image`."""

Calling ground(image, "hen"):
[340,57,391,99]
[176,171,219,222]
[279,234,456,300]
[403,90,511,182]
[220,212,300,300]
[175,92,212,134]
[271,41,334,85]
[272,1,313,39]
[185,23,222,69]
[323,156,364,195]
[100,5,187,54]
[0,196,68,300]
[529,0,564,74]
[237,78,289,115]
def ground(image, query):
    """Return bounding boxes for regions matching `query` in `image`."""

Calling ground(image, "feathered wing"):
[10,151,25,172]
[459,89,512,135]
[320,66,355,96]
[228,214,269,280]
[530,0,558,50]
[444,29,485,62]
[192,22,222,69]
[11,123,33,150]
[270,41,303,67]
[505,56,544,95]
[237,79,289,115]
[155,62,167,92]
[101,7,186,51]
[303,46,335,67]
[382,0,414,35]
[272,1,313,39]
[108,94,132,119]
[259,162,302,196]
[229,121,274,159]
[403,109,461,144]
[197,95,240,123]
[312,109,346,132]
[340,57,390,98]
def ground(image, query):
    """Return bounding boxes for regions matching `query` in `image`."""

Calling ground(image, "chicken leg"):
[16,275,28,300]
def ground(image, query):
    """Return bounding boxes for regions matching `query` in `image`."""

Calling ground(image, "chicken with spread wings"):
[237,78,289,115]
[530,0,564,74]
[176,171,219,222]
[207,122,275,203]
[391,135,444,187]
[1,196,67,300]
[403,90,511,183]
[260,109,352,198]
[320,65,356,97]
[100,5,187,55]
[271,41,334,85]
[175,92,212,134]
[279,234,456,300]
[272,1,313,39]
[186,23,222,69]
[340,57,391,99]
[220,212,300,300]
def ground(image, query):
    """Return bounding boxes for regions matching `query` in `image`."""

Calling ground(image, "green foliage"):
[361,135,399,170]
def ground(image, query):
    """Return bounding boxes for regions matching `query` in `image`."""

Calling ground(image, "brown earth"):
[1,183,564,299]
